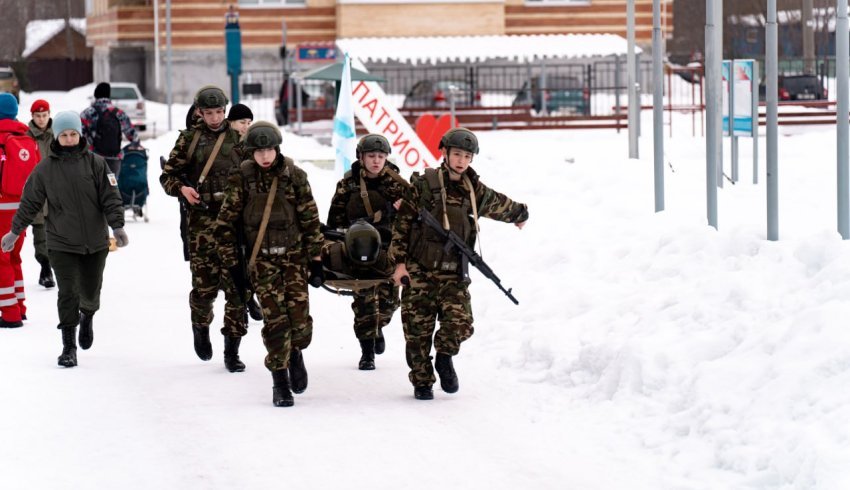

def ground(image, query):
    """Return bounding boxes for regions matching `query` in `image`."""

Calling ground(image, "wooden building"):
[85,0,673,101]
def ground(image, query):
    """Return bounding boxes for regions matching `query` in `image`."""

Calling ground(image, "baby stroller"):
[118,144,149,222]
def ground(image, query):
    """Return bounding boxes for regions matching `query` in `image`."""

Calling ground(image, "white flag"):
[332,53,356,178]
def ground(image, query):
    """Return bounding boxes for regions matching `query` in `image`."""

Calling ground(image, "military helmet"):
[245,121,283,151]
[194,85,229,110]
[438,127,479,155]
[345,219,381,265]
[356,134,391,159]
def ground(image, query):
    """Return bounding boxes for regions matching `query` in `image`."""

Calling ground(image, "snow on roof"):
[23,18,86,58]
[337,34,641,65]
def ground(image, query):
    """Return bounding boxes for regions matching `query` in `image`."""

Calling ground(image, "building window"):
[238,0,305,6]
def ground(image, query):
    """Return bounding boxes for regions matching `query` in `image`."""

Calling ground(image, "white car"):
[109,82,146,132]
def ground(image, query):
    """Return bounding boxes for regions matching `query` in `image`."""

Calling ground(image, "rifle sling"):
[248,176,279,271]
[197,132,226,186]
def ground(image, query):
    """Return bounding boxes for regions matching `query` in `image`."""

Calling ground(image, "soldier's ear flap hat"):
[194,85,229,110]
[438,127,479,155]
[245,121,283,153]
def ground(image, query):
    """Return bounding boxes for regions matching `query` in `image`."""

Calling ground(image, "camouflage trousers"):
[250,250,313,372]
[351,282,399,340]
[401,261,474,388]
[187,211,246,337]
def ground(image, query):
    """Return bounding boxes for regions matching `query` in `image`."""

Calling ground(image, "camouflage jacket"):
[389,163,529,266]
[326,160,409,237]
[159,120,243,210]
[215,154,324,268]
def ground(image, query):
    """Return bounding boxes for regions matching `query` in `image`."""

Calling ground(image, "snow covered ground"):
[0,86,848,489]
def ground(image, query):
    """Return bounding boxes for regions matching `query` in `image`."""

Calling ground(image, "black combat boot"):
[223,336,246,372]
[414,385,434,400]
[247,296,263,321]
[58,326,78,368]
[271,369,294,407]
[289,348,308,394]
[78,310,94,350]
[38,265,55,288]
[435,353,459,394]
[358,339,375,370]
[192,324,212,361]
[374,330,386,355]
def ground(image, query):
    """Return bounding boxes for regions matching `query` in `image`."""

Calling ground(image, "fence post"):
[540,58,548,116]
[615,55,622,134]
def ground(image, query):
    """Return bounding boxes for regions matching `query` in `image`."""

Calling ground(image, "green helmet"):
[194,85,229,109]
[245,121,283,151]
[356,134,391,159]
[345,219,381,265]
[438,127,479,155]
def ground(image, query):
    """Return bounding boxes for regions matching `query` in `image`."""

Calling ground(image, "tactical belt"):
[260,246,287,256]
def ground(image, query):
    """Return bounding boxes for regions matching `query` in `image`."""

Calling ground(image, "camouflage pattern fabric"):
[401,261,473,387]
[160,120,246,337]
[390,162,529,388]
[215,154,323,372]
[351,282,399,340]
[250,251,313,371]
[187,211,247,337]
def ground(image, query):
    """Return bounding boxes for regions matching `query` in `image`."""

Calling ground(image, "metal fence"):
[242,56,661,121]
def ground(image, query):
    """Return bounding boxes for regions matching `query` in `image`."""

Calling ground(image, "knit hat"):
[0,93,18,120]
[30,99,50,113]
[227,103,253,121]
[94,82,111,99]
[52,111,83,136]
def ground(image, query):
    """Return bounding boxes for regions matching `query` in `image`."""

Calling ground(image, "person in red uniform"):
[0,93,38,328]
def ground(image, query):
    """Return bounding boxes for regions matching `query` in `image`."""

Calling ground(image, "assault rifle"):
[417,208,519,305]
[161,156,207,261]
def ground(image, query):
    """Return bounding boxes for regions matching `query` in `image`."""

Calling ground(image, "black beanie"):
[94,82,111,99]
[227,103,253,121]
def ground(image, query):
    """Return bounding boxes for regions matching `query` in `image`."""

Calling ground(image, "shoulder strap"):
[384,166,412,190]
[358,171,375,220]
[185,131,202,163]
[462,174,480,233]
[248,176,279,271]
[197,132,226,186]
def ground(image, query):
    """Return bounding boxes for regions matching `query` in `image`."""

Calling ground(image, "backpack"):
[92,107,122,156]
[0,131,39,197]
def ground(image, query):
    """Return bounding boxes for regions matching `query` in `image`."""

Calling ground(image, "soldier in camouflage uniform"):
[326,134,408,370]
[216,121,324,407]
[390,128,529,400]
[159,85,248,372]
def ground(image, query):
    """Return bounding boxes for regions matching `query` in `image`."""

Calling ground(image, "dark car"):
[513,75,590,116]
[402,80,481,109]
[758,75,827,102]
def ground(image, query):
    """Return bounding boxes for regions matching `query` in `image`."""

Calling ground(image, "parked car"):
[0,66,20,100]
[275,80,334,125]
[402,80,481,109]
[513,75,590,116]
[109,82,146,131]
[758,75,827,102]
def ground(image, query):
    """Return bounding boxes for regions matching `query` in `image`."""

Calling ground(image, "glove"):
[113,228,129,248]
[1,231,18,253]
[308,260,325,288]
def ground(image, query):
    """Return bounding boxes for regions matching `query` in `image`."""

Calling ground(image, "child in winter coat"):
[2,111,128,368]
